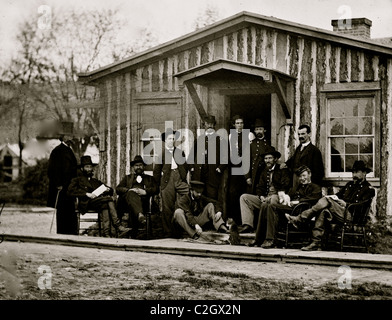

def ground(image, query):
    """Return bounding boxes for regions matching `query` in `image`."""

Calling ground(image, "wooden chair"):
[0,199,5,243]
[118,194,160,240]
[75,198,102,236]
[324,197,374,252]
[275,202,312,249]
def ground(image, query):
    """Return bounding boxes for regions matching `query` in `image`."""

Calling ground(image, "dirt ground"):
[1,208,392,300]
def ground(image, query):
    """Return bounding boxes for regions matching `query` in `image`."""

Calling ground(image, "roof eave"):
[78,11,392,84]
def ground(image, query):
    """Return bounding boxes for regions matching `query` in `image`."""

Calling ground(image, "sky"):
[0,0,391,66]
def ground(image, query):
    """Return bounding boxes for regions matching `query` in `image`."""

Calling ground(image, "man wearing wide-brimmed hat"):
[238,146,291,234]
[248,165,322,249]
[47,121,78,235]
[67,155,131,238]
[286,160,375,251]
[116,155,159,238]
[153,129,190,238]
[245,118,271,194]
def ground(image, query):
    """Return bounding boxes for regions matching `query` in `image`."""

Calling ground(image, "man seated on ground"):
[238,146,291,234]
[173,180,228,240]
[247,165,322,248]
[286,160,375,251]
[67,155,131,238]
[116,155,159,239]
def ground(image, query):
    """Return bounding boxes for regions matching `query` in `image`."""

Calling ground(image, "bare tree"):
[1,6,158,158]
[193,4,221,30]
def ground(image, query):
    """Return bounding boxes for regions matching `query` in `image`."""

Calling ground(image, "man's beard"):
[135,168,143,175]
[83,170,94,177]
[256,133,264,139]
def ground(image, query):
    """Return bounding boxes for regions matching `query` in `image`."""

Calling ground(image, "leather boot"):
[101,209,111,237]
[301,241,322,251]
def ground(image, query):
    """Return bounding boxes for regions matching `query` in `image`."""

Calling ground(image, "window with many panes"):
[322,84,380,180]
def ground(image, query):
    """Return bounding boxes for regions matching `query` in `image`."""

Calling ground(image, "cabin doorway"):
[229,94,271,142]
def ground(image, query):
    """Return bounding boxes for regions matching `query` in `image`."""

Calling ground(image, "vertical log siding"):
[97,23,390,216]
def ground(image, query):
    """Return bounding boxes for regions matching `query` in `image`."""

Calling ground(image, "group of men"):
[47,115,374,251]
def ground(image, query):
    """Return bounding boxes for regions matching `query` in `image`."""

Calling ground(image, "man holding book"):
[67,155,131,237]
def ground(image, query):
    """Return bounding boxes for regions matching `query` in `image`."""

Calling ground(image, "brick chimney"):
[331,18,372,39]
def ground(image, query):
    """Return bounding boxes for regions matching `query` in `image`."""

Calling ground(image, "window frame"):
[320,82,381,186]
[134,94,183,172]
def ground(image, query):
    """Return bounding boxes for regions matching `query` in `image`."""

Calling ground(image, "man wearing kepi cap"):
[245,118,271,194]
[116,155,159,238]
[285,160,375,251]
[247,165,322,248]
[173,180,228,240]
[68,156,131,238]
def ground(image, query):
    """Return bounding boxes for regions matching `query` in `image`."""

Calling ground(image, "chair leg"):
[98,212,102,237]
[77,212,81,235]
[146,212,152,240]
[340,227,345,251]
[285,224,289,248]
[362,226,368,253]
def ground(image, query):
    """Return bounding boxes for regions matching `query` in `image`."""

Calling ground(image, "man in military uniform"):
[245,118,271,194]
[248,165,322,248]
[238,146,291,233]
[286,160,375,251]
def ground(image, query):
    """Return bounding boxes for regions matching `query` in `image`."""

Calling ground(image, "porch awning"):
[174,59,295,119]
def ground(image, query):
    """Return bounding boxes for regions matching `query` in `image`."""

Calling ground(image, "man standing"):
[153,130,189,238]
[47,121,78,235]
[248,165,322,248]
[189,114,227,206]
[227,115,254,224]
[245,118,271,194]
[173,180,228,240]
[67,156,131,238]
[116,155,159,238]
[238,146,291,233]
[285,124,324,188]
[286,160,375,251]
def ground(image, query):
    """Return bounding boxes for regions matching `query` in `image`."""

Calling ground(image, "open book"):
[92,184,108,197]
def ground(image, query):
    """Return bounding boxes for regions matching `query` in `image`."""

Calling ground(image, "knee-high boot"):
[299,197,330,221]
[101,209,111,237]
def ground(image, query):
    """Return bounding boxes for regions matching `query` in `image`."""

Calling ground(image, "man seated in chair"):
[238,146,291,234]
[286,160,375,251]
[68,156,131,238]
[248,165,322,248]
[116,155,159,239]
[173,180,228,240]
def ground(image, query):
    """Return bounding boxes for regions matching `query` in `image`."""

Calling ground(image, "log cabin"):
[78,12,392,218]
